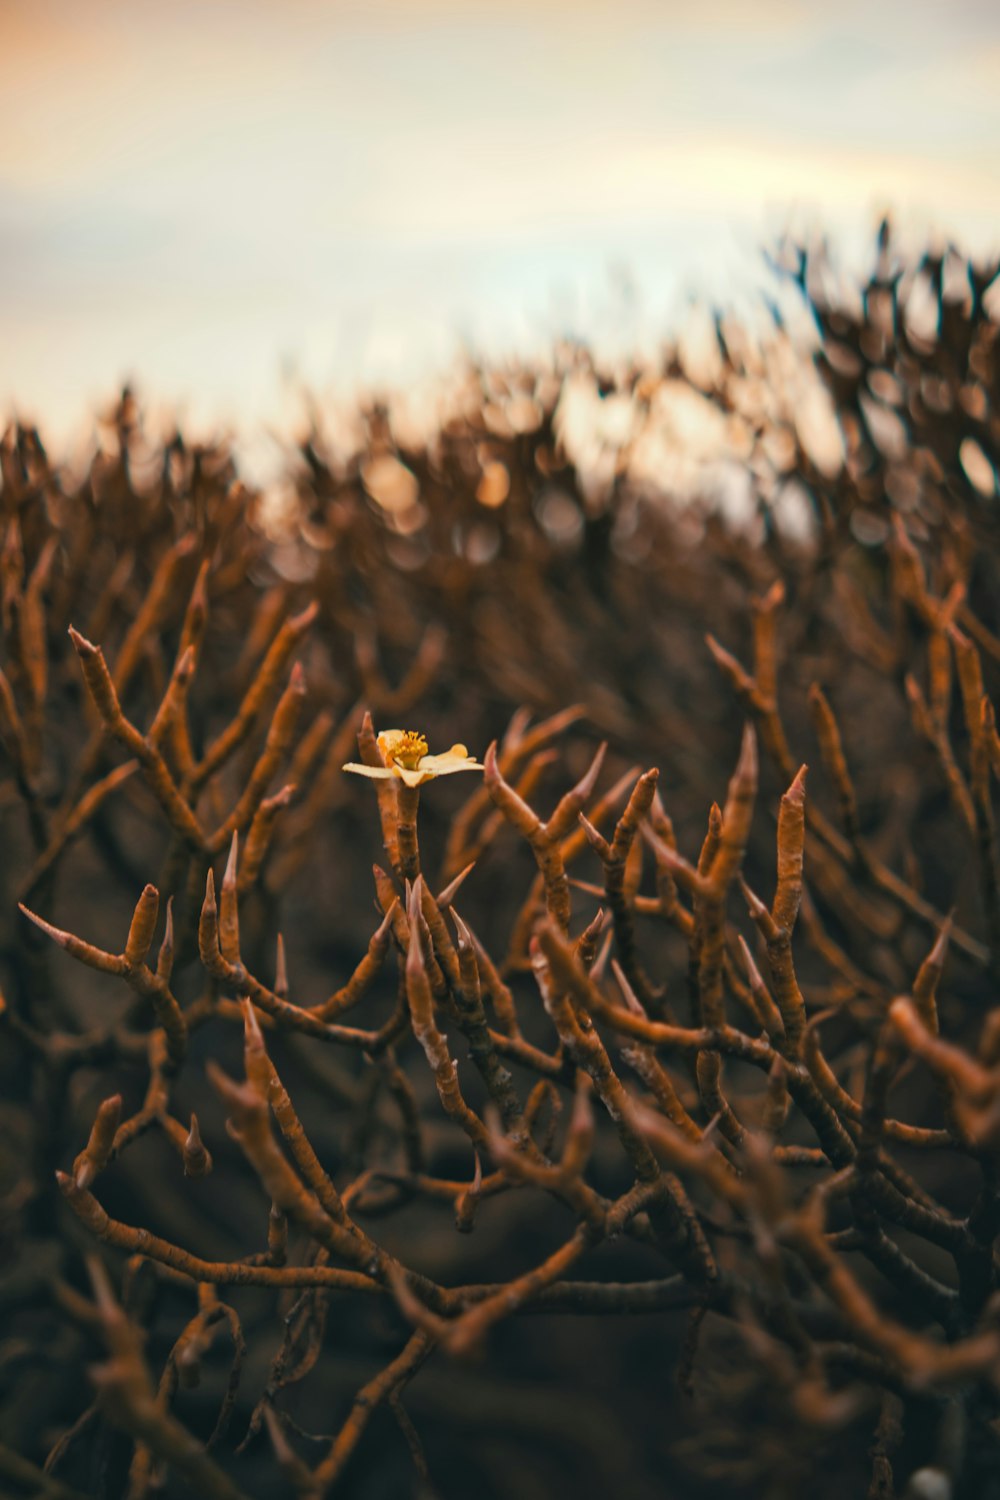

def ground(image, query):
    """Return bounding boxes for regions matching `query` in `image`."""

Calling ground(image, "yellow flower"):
[343,729,484,788]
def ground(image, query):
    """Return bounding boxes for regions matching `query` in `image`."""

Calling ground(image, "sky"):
[1,0,998,459]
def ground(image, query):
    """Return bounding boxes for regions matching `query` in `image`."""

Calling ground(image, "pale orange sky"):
[2,0,998,454]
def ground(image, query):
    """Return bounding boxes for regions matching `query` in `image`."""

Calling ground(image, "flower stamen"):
[379,729,429,771]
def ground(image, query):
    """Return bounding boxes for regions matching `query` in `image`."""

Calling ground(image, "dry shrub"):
[0,230,999,1499]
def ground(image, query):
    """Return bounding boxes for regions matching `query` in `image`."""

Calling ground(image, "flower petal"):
[418,753,484,776]
[342,762,395,779]
[394,764,427,788]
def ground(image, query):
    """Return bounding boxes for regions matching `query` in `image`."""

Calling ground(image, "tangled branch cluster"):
[1,232,999,1499]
